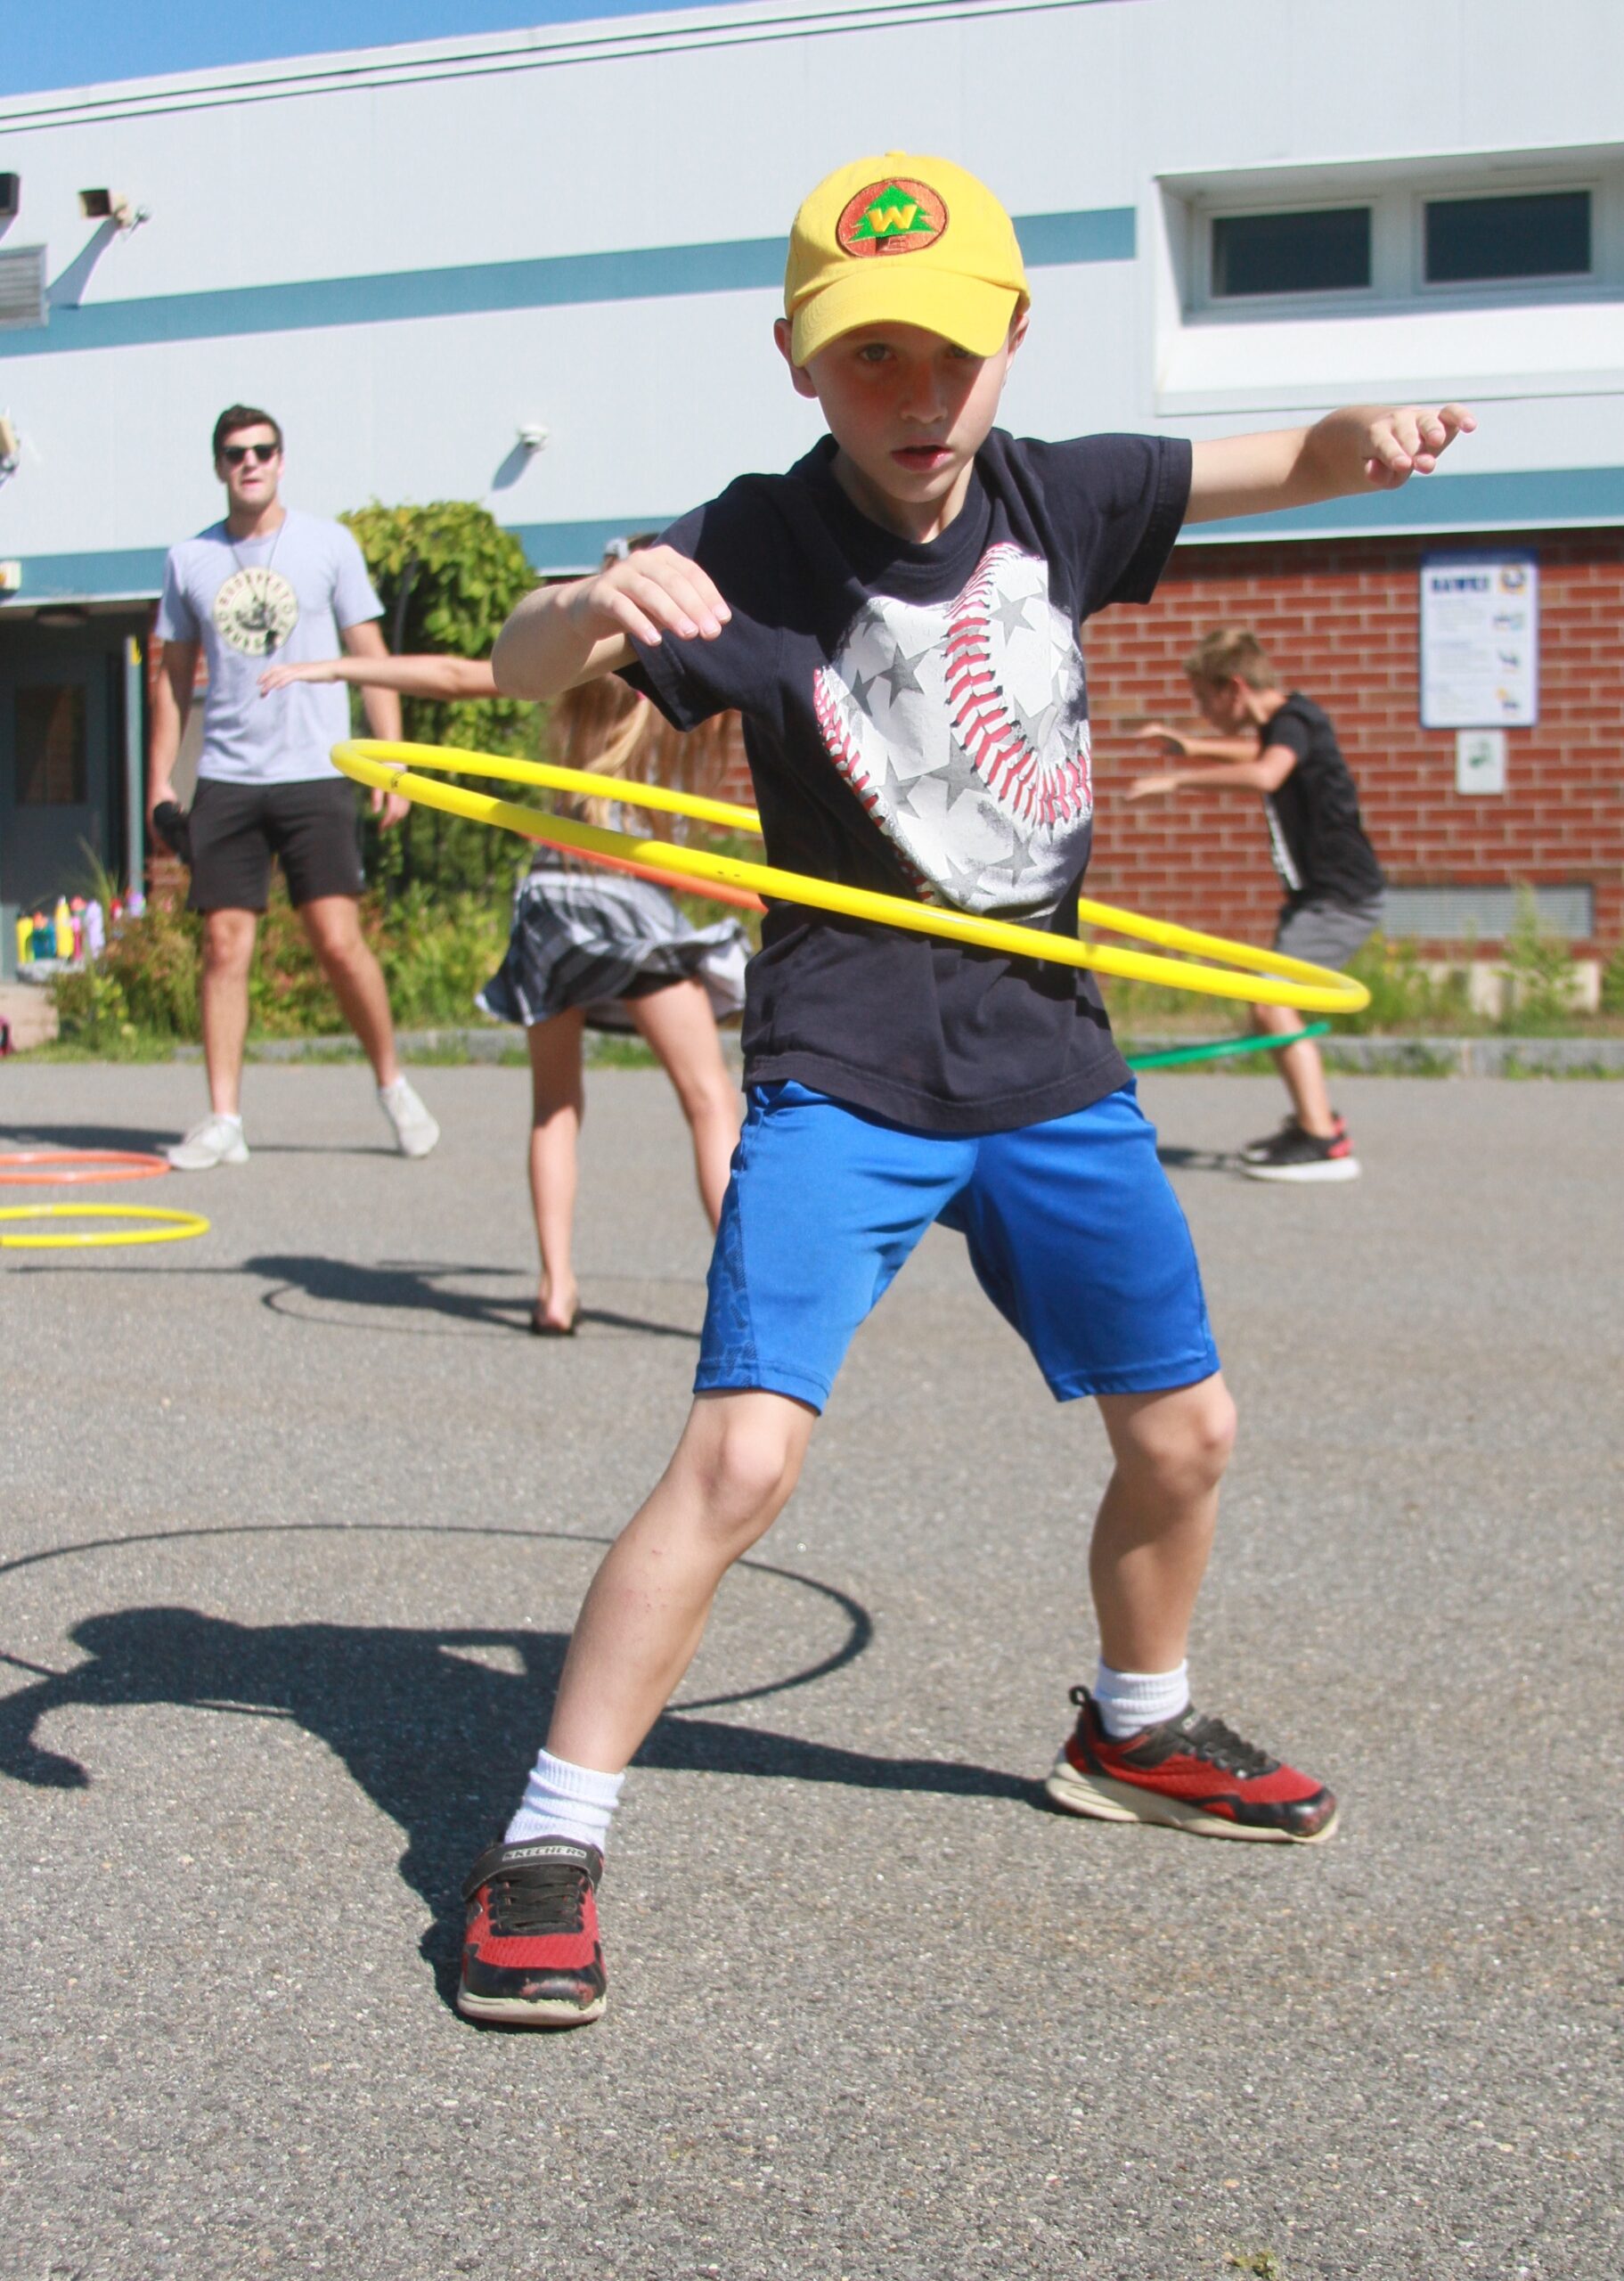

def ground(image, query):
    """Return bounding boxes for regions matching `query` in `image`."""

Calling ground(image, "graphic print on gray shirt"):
[157,509,382,785]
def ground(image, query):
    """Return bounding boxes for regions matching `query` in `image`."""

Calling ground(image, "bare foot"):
[529,1283,579,1337]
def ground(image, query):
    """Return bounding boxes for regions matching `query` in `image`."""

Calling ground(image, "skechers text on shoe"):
[166,1113,249,1171]
[457,1836,607,2027]
[1045,1687,1338,1844]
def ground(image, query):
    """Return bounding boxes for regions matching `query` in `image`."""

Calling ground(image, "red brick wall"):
[1081,527,1624,953]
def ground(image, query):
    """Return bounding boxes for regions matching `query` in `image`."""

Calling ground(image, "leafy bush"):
[1333,931,1473,1035]
[1498,885,1581,1033]
[1601,938,1624,1016]
[52,882,512,1044]
[340,500,547,898]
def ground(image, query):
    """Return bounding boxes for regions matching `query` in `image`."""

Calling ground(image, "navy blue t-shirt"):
[624,428,1191,1133]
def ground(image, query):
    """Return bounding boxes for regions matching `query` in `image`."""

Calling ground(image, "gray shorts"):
[1274,896,1384,969]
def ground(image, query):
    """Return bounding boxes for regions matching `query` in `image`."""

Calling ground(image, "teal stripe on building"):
[4,207,1135,360]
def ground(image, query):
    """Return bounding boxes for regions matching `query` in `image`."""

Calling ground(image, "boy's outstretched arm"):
[1186,405,1475,525]
[492,547,730,700]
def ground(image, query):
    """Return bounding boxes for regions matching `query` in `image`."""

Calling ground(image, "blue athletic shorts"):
[696,1080,1220,1412]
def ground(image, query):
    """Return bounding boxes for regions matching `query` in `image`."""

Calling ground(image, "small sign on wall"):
[1420,553,1538,728]
[1456,728,1507,796]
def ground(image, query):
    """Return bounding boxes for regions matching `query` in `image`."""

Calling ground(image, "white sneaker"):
[167,1113,249,1171]
[379,1075,439,1159]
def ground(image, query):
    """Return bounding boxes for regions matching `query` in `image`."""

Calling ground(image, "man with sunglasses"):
[151,404,437,1167]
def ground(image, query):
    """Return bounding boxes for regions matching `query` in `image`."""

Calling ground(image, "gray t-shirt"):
[156,508,381,784]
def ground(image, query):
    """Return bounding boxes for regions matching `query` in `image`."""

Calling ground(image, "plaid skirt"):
[477,863,749,1034]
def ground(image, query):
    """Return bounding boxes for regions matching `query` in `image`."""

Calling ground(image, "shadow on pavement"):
[1155,1143,1239,1175]
[0,1606,1041,2007]
[248,1254,702,1341]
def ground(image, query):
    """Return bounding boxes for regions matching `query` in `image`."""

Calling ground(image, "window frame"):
[1416,184,1596,297]
[1205,200,1375,306]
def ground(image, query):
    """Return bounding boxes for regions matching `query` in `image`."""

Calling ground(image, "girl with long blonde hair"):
[259,548,747,1334]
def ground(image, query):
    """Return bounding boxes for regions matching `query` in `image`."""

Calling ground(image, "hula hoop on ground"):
[0,1149,170,1185]
[0,1205,209,1249]
[1127,1022,1329,1073]
[333,740,1370,1017]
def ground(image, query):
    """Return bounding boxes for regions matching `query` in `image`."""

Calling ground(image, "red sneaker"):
[456,1836,608,2026]
[1046,1688,1338,1844]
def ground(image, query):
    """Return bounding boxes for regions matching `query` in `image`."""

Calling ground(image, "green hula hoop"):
[1127,1022,1329,1073]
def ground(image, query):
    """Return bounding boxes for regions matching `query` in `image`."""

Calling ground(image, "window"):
[1424,190,1591,284]
[1210,207,1370,298]
[0,244,46,331]
[1383,885,1594,942]
[13,686,87,805]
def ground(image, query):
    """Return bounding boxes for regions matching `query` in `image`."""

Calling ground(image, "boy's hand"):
[1125,773,1181,802]
[568,545,731,649]
[1130,722,1190,758]
[1359,404,1476,489]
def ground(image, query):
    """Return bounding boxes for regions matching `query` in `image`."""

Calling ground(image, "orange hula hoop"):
[0,1149,171,1186]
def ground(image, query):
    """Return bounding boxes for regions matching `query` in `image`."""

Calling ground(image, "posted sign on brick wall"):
[1419,553,1538,728]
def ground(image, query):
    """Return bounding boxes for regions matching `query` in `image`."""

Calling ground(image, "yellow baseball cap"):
[784,152,1029,365]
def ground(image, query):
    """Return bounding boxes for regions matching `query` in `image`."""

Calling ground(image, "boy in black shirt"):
[1128,628,1386,1181]
[460,152,1472,2026]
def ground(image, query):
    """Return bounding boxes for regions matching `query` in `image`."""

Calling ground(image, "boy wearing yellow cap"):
[458,154,1473,2027]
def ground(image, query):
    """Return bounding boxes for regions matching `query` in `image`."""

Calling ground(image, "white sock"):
[1093,1658,1190,1739]
[214,1111,242,1127]
[378,1076,407,1100]
[505,1748,624,1852]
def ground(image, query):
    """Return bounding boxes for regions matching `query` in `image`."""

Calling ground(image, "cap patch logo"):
[837,177,948,258]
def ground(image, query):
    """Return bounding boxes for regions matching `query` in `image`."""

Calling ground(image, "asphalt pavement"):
[2,1062,1619,2281]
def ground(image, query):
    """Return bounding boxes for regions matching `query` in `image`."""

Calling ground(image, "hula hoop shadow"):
[0,1522,1038,2011]
[246,1255,704,1343]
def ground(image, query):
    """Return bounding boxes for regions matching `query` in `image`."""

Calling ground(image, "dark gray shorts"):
[186,776,364,912]
[1274,896,1384,969]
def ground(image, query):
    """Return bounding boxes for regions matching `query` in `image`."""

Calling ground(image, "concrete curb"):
[153,1026,1624,1075]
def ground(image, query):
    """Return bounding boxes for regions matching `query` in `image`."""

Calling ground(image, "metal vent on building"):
[0,245,47,331]
[1383,885,1594,941]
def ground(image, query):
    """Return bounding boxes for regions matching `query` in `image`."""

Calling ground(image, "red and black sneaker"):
[456,1836,607,2027]
[1239,1118,1359,1183]
[1045,1687,1338,1844]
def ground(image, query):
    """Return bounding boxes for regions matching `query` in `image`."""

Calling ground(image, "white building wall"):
[0,0,1620,594]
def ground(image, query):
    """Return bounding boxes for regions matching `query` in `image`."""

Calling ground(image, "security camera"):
[516,423,550,453]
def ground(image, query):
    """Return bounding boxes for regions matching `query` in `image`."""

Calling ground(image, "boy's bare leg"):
[1253,1002,1336,1137]
[200,908,258,1116]
[628,978,742,1230]
[526,1010,588,1329]
[298,894,401,1087]
[1089,1374,1237,1673]
[547,1389,815,1771]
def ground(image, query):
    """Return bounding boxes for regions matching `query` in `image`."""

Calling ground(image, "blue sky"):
[9,1,742,97]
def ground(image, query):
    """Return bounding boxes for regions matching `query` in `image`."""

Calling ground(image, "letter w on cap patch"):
[837,177,948,258]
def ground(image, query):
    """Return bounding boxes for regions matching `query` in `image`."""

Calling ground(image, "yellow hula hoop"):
[0,1205,210,1249]
[334,739,1369,1016]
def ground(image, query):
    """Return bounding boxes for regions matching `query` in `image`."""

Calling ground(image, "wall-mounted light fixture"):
[79,188,151,233]
[517,423,550,454]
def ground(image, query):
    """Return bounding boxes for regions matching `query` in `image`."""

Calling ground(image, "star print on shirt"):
[812,542,1094,919]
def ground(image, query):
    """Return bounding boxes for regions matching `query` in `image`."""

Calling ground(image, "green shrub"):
[50,881,514,1045]
[1498,885,1580,1034]
[1334,931,1473,1035]
[1602,937,1624,1016]
[340,501,547,899]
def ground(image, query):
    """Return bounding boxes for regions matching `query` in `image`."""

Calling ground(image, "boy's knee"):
[1122,1378,1236,1491]
[684,1398,809,1533]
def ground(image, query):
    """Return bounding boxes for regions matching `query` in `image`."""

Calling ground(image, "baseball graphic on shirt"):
[813,542,1092,917]
[214,566,300,657]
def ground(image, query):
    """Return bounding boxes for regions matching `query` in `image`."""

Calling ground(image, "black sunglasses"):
[220,441,280,466]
